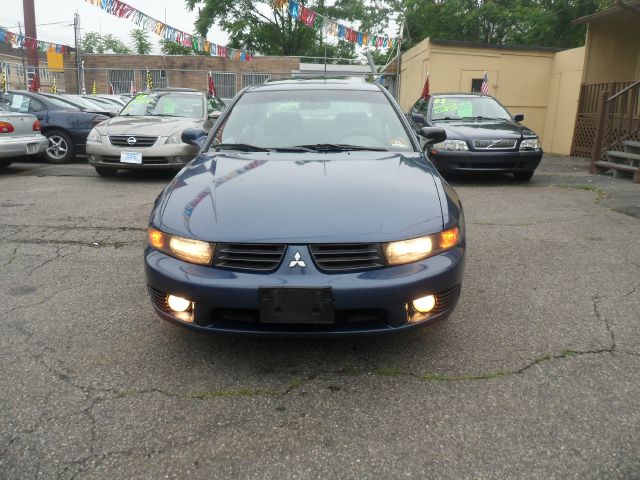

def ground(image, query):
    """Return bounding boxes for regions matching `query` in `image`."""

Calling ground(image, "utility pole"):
[74,12,82,93]
[23,0,38,90]
[18,22,28,89]
[395,19,404,101]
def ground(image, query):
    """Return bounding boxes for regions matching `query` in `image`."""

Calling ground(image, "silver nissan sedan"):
[86,89,224,177]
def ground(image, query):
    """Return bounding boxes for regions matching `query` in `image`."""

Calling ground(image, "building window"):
[139,69,168,90]
[241,73,271,89]
[471,78,483,93]
[213,72,237,100]
[108,69,136,94]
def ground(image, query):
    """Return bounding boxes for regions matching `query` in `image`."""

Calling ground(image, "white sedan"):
[0,107,48,169]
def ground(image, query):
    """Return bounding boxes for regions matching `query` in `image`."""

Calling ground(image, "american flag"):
[480,71,489,95]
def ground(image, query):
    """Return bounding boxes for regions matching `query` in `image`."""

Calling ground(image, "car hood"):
[97,115,203,136]
[153,151,445,244]
[433,120,537,140]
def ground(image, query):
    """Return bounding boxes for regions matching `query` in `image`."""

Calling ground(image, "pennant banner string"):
[0,26,71,54]
[285,1,399,50]
[84,0,254,61]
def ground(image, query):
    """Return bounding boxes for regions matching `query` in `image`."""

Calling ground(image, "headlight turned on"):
[432,139,468,151]
[383,227,461,266]
[148,228,214,265]
[519,137,540,150]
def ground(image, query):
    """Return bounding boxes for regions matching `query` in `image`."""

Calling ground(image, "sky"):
[0,0,399,57]
[0,0,230,53]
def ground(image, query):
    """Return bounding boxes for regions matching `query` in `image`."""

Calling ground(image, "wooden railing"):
[590,80,640,171]
[570,81,639,158]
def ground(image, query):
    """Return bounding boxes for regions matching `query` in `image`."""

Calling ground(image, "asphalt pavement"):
[1,155,639,479]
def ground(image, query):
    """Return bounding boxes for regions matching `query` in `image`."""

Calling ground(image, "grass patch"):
[181,388,264,400]
[556,184,608,200]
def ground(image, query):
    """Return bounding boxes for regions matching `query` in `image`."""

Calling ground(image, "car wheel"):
[44,130,75,164]
[95,167,118,177]
[513,171,534,181]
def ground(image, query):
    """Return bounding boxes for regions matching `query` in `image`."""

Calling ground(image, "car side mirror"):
[181,127,207,148]
[420,127,447,147]
[514,113,524,123]
[410,112,426,124]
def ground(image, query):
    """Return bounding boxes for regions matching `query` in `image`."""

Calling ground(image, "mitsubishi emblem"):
[288,251,306,268]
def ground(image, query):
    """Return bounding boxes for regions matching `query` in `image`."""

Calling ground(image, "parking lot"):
[1,155,639,479]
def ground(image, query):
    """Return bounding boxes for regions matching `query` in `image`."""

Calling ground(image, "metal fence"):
[1,63,399,102]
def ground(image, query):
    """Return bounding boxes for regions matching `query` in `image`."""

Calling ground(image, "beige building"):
[398,38,584,155]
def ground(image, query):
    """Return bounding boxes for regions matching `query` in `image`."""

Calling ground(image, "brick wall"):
[67,54,300,95]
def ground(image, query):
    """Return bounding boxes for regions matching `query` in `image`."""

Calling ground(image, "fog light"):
[167,295,191,312]
[412,295,436,313]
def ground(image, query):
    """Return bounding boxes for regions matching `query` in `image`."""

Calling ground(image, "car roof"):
[246,79,382,93]
[431,93,495,98]
[151,88,200,93]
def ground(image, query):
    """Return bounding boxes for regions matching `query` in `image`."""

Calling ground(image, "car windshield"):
[431,96,512,121]
[210,89,413,152]
[120,93,203,118]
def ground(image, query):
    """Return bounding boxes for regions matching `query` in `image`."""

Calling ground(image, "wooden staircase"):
[590,80,640,183]
[595,141,640,182]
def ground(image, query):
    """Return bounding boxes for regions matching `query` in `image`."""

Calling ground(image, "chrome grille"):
[148,286,171,312]
[310,243,385,272]
[472,139,517,150]
[109,135,158,148]
[213,244,286,271]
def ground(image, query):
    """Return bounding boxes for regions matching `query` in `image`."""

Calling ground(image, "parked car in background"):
[86,89,221,177]
[408,93,543,180]
[94,94,128,107]
[0,91,109,163]
[145,79,465,335]
[38,93,115,117]
[0,106,48,169]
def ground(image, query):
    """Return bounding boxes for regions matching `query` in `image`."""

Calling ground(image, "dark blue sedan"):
[145,80,465,335]
[0,91,109,163]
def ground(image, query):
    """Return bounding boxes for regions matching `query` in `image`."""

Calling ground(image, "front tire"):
[95,167,118,177]
[44,130,75,164]
[513,171,534,181]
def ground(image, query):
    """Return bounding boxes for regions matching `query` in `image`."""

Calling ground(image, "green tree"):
[160,39,195,55]
[81,31,103,53]
[82,32,131,54]
[102,34,131,54]
[402,0,616,49]
[185,0,399,57]
[130,28,152,55]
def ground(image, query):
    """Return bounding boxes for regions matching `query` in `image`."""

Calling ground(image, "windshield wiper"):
[211,143,271,152]
[434,117,463,121]
[463,116,507,121]
[293,144,388,152]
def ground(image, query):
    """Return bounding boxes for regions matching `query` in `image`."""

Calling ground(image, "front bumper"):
[0,135,48,158]
[87,139,198,169]
[429,149,542,174]
[144,245,465,336]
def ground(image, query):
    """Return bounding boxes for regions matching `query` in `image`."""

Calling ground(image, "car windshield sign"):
[120,93,203,118]
[431,96,512,121]
[210,89,413,152]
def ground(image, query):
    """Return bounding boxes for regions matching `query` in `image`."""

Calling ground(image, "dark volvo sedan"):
[145,80,466,335]
[408,93,542,180]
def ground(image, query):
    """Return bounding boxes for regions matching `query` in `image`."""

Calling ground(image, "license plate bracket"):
[259,287,335,324]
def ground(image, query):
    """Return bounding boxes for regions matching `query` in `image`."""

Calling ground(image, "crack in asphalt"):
[0,222,147,233]
[593,294,616,350]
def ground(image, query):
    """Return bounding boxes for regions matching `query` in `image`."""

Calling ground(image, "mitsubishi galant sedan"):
[145,80,466,335]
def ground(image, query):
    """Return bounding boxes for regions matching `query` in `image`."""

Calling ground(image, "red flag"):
[109,82,114,95]
[421,75,430,99]
[29,73,40,93]
[130,81,136,95]
[208,72,216,97]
